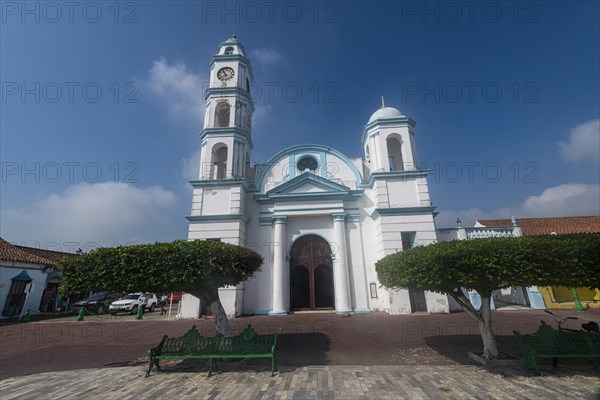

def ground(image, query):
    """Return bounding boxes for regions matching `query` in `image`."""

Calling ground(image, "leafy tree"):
[59,240,263,335]
[376,234,600,359]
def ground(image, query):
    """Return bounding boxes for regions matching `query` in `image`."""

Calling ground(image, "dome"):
[368,106,403,123]
[219,35,246,56]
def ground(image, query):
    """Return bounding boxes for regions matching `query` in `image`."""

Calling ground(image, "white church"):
[182,36,452,317]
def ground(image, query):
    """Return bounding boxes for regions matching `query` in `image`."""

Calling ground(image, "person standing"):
[160,295,168,315]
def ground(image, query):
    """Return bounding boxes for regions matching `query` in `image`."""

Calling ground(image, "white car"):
[109,293,158,315]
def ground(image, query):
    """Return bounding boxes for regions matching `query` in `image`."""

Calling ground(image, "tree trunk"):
[478,294,498,359]
[191,286,230,337]
[449,290,499,360]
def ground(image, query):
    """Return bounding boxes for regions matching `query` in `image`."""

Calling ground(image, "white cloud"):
[249,48,284,68]
[436,183,600,228]
[179,151,201,192]
[145,58,205,126]
[520,183,599,216]
[1,182,178,250]
[558,119,600,164]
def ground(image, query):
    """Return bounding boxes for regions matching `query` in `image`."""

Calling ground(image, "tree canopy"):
[376,235,600,296]
[59,239,264,295]
[375,234,600,359]
[58,239,263,335]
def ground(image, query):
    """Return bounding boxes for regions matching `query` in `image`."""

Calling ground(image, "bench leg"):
[552,357,558,368]
[522,349,542,376]
[272,354,277,377]
[208,359,213,377]
[145,357,154,377]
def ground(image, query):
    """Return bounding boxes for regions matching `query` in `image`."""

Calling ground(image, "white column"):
[270,216,287,315]
[332,213,352,313]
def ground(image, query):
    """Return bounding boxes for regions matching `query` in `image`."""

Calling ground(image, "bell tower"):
[200,35,254,180]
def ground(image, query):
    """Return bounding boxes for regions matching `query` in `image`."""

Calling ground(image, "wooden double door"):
[290,235,334,310]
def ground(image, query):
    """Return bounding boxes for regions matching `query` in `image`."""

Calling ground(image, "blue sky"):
[1,1,599,251]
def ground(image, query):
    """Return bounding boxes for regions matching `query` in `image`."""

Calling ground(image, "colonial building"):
[0,238,76,317]
[183,36,444,317]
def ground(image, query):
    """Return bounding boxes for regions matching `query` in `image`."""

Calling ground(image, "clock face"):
[217,67,235,81]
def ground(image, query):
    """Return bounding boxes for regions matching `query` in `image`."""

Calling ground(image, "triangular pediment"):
[267,173,350,196]
[254,173,362,204]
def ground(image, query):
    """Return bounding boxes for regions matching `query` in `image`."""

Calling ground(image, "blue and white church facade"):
[182,36,448,318]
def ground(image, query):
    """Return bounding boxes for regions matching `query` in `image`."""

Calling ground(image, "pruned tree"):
[375,234,600,359]
[59,239,263,336]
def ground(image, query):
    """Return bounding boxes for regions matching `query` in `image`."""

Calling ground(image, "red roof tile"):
[477,216,600,236]
[0,238,56,266]
[14,245,77,263]
[0,238,77,267]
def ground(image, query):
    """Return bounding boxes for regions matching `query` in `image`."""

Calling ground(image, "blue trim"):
[269,310,288,315]
[200,127,254,149]
[332,212,347,222]
[254,310,270,315]
[254,144,364,191]
[370,207,437,220]
[189,179,250,192]
[288,154,296,180]
[359,170,430,189]
[353,308,371,313]
[361,116,416,144]
[259,217,273,226]
[11,270,33,282]
[254,173,363,204]
[255,192,362,204]
[319,151,327,178]
[204,87,254,111]
[186,214,250,224]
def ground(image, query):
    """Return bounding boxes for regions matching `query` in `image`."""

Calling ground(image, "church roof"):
[477,216,600,236]
[368,106,403,123]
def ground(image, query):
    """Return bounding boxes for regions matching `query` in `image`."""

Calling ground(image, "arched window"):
[365,145,371,163]
[246,78,250,93]
[212,144,228,179]
[215,102,230,128]
[224,46,234,55]
[386,136,403,171]
[297,156,318,172]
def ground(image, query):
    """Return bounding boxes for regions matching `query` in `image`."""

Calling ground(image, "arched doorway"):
[290,235,334,310]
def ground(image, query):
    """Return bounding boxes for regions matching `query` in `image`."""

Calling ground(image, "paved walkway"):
[1,363,598,399]
[2,310,599,399]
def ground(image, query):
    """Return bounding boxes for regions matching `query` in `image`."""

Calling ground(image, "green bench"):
[146,324,278,377]
[513,320,600,375]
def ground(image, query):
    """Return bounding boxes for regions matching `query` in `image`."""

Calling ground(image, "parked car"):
[109,293,158,315]
[168,292,182,303]
[74,292,122,315]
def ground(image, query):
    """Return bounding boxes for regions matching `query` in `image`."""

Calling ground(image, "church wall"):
[345,217,369,311]
[386,180,419,207]
[417,177,431,206]
[242,221,274,314]
[197,187,231,215]
[188,221,245,244]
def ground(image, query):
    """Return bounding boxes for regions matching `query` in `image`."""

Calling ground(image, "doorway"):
[409,288,428,312]
[290,235,334,310]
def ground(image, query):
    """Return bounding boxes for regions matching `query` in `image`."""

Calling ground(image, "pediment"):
[254,173,362,204]
[267,173,350,196]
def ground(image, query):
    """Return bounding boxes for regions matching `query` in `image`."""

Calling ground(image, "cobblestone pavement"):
[1,363,599,400]
[2,311,599,399]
